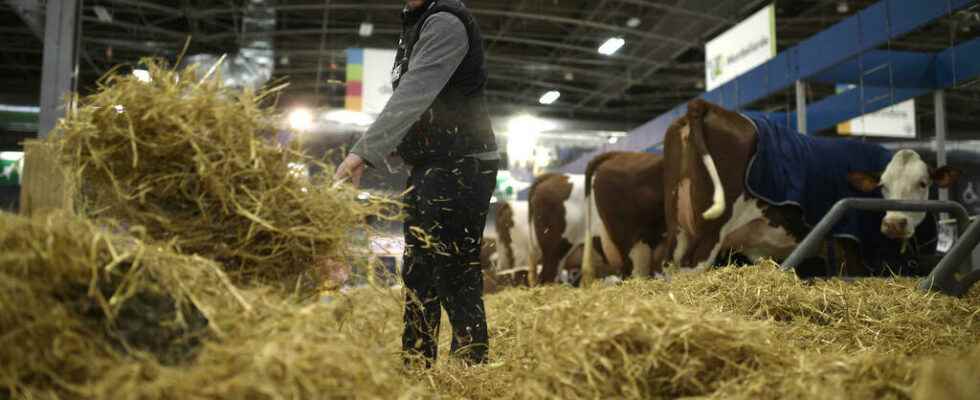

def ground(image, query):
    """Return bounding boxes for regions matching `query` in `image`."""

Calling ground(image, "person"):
[333,0,499,368]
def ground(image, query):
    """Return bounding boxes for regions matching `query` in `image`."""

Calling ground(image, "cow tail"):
[582,181,596,287]
[525,203,538,286]
[582,154,612,287]
[688,99,726,220]
[526,177,550,286]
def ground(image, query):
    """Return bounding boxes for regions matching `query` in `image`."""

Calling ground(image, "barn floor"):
[6,245,979,398]
[378,266,980,399]
[309,263,980,400]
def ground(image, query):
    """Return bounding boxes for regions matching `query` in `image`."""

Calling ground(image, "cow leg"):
[834,238,870,277]
[691,230,725,271]
[525,250,539,286]
[649,240,669,278]
[598,227,624,272]
[538,254,562,284]
[628,241,653,278]
[538,240,571,284]
[671,227,691,266]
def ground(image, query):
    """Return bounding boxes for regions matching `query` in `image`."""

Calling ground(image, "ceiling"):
[1,0,979,134]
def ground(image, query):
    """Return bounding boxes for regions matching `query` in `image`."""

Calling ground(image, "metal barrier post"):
[919,217,980,296]
[781,198,975,296]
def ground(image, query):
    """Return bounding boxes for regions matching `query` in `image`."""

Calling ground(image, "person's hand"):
[334,153,366,188]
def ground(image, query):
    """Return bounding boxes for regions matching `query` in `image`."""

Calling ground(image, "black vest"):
[393,0,497,165]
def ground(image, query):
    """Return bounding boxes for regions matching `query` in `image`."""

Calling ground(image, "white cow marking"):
[500,201,534,272]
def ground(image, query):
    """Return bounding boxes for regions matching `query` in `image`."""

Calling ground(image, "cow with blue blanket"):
[663,99,960,277]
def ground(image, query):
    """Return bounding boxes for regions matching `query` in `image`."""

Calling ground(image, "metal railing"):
[781,198,979,296]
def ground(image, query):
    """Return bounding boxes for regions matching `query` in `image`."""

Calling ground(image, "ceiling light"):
[837,1,849,13]
[598,37,625,56]
[507,114,557,135]
[288,108,313,131]
[608,136,619,144]
[626,17,641,28]
[93,5,113,23]
[564,72,575,81]
[359,22,374,37]
[505,114,557,164]
[133,69,151,83]
[539,90,560,105]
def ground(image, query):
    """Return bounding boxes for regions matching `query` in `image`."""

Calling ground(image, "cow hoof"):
[601,276,624,286]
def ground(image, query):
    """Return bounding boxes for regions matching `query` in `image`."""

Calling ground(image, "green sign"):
[0,105,40,132]
[493,170,531,203]
[0,152,23,186]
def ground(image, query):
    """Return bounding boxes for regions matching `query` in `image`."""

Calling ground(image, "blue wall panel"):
[810,50,937,88]
[556,0,979,175]
[936,36,980,88]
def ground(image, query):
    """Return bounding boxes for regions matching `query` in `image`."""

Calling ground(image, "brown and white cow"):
[525,173,614,285]
[581,151,669,281]
[663,98,961,275]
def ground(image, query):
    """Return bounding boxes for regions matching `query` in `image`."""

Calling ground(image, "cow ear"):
[931,166,962,188]
[848,171,881,193]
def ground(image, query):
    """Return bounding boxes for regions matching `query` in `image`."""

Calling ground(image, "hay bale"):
[18,139,74,217]
[913,343,980,400]
[417,267,980,399]
[0,211,427,399]
[662,263,980,354]
[709,351,920,400]
[50,57,399,290]
[5,210,977,400]
[412,283,785,399]
[84,288,426,400]
[0,211,242,397]
[525,287,785,398]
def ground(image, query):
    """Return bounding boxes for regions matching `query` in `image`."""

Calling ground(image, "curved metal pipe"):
[182,0,275,91]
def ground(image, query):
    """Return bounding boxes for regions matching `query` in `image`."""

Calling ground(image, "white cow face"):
[848,149,961,240]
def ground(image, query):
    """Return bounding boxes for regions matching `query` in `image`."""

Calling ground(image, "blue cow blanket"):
[741,114,936,274]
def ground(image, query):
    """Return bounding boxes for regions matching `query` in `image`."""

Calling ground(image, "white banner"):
[705,3,776,91]
[836,84,917,138]
[362,48,397,115]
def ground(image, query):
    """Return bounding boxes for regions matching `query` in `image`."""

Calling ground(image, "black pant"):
[401,157,498,368]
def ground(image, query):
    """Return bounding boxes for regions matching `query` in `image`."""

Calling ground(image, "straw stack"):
[50,57,400,291]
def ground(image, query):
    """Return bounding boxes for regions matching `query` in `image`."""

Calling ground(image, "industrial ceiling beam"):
[488,74,603,95]
[81,16,187,39]
[613,0,731,24]
[486,0,529,52]
[100,0,183,16]
[515,0,615,99]
[193,3,695,46]
[473,8,694,47]
[202,27,665,66]
[483,35,665,67]
[577,0,769,109]
[5,0,45,38]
